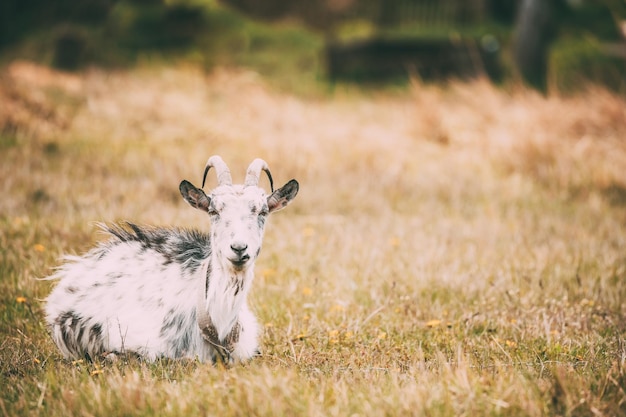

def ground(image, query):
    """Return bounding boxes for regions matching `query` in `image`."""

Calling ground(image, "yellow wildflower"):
[328,330,339,344]
[426,319,441,328]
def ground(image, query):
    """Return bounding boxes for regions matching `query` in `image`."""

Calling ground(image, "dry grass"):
[1,61,626,416]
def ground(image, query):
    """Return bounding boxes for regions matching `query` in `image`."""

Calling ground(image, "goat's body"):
[44,156,298,365]
[45,224,259,363]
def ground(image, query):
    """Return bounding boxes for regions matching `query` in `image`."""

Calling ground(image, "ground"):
[1,61,625,416]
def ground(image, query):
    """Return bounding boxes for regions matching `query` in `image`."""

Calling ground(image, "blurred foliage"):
[550,0,626,92]
[0,0,324,93]
[0,0,624,93]
[551,36,626,92]
[0,0,116,47]
[559,0,623,40]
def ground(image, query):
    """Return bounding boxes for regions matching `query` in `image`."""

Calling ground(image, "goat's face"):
[179,159,298,272]
[205,185,272,271]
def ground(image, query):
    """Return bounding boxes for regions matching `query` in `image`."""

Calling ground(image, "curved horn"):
[202,156,232,189]
[245,158,274,192]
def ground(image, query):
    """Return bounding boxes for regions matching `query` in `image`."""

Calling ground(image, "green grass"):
[1,62,625,416]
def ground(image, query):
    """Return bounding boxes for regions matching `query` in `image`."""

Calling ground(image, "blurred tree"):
[512,0,557,91]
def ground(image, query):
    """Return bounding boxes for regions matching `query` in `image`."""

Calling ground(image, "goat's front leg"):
[230,306,260,362]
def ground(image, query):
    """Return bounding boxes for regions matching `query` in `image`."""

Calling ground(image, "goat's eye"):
[208,208,219,216]
[259,208,269,217]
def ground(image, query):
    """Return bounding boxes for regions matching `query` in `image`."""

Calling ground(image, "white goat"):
[44,156,299,364]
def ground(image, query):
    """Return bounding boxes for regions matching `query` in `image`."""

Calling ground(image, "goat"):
[44,156,299,364]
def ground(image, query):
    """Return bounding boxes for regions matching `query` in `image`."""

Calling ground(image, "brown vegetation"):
[1,61,625,416]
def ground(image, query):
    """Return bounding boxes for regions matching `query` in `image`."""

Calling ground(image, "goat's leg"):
[231,306,260,362]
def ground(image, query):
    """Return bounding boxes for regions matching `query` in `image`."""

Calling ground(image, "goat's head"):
[179,156,299,272]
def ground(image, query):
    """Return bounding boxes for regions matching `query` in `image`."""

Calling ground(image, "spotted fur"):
[44,157,299,364]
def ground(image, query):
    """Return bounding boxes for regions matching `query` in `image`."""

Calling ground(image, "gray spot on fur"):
[54,311,105,361]
[160,310,193,357]
[104,223,211,274]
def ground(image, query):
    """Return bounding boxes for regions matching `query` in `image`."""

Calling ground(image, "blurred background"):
[0,0,624,93]
[2,4,626,416]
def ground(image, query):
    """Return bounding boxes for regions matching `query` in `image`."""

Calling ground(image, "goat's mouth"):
[228,255,250,269]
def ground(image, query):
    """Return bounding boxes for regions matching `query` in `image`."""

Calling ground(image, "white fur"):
[44,158,298,364]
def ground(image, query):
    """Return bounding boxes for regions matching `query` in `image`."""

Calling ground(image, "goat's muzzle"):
[228,242,251,269]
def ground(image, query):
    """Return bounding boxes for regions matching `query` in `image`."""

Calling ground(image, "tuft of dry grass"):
[1,61,625,416]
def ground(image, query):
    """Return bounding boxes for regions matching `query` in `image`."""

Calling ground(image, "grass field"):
[1,61,625,416]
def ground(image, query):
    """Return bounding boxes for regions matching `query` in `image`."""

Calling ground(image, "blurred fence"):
[326,36,502,83]
[324,0,501,83]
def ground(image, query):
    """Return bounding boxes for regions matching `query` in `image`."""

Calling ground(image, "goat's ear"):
[179,180,211,212]
[268,179,299,213]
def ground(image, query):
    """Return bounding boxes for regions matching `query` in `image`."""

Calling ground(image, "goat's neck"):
[203,260,254,340]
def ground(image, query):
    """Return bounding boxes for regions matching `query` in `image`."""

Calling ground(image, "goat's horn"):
[202,156,232,189]
[245,158,274,192]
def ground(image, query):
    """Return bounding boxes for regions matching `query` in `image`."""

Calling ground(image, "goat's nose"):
[230,242,248,254]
